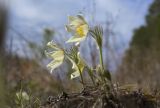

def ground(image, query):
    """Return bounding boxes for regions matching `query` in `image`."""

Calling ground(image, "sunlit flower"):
[46,41,64,73]
[68,52,85,79]
[16,91,29,101]
[65,14,89,45]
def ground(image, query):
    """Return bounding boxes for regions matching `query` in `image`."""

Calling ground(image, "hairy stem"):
[78,68,84,86]
[99,47,104,72]
[87,67,95,86]
[98,46,104,82]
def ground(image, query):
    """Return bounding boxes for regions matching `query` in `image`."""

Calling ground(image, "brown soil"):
[41,86,160,108]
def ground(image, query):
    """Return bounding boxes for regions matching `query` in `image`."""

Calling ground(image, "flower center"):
[76,25,85,37]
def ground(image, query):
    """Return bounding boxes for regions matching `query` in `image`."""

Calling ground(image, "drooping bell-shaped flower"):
[46,41,64,73]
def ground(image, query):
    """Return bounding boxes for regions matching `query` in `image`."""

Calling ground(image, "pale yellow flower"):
[66,15,89,45]
[68,52,85,79]
[16,91,29,101]
[46,41,64,73]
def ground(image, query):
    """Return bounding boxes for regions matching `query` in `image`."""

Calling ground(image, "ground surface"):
[41,85,160,108]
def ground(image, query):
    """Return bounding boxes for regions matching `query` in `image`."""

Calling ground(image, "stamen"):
[76,25,85,37]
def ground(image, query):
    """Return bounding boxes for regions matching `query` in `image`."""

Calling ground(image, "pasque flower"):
[69,52,84,79]
[65,46,85,80]
[65,14,89,45]
[16,91,29,101]
[46,41,64,73]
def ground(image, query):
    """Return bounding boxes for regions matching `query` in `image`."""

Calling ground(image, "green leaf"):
[103,69,111,81]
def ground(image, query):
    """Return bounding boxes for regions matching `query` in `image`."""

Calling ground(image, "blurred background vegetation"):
[0,0,160,107]
[116,0,160,91]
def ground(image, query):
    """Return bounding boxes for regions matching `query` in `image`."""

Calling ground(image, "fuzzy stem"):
[99,47,104,72]
[99,46,112,82]
[87,67,96,86]
[78,68,84,86]
[98,46,106,83]
[20,81,24,108]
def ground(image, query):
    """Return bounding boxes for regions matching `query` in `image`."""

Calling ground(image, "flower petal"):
[68,15,85,27]
[47,41,60,50]
[46,41,64,73]
[47,59,64,73]
[68,52,85,79]
[65,25,73,32]
[51,51,64,60]
[66,35,85,43]
[71,71,80,79]
[77,14,87,24]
